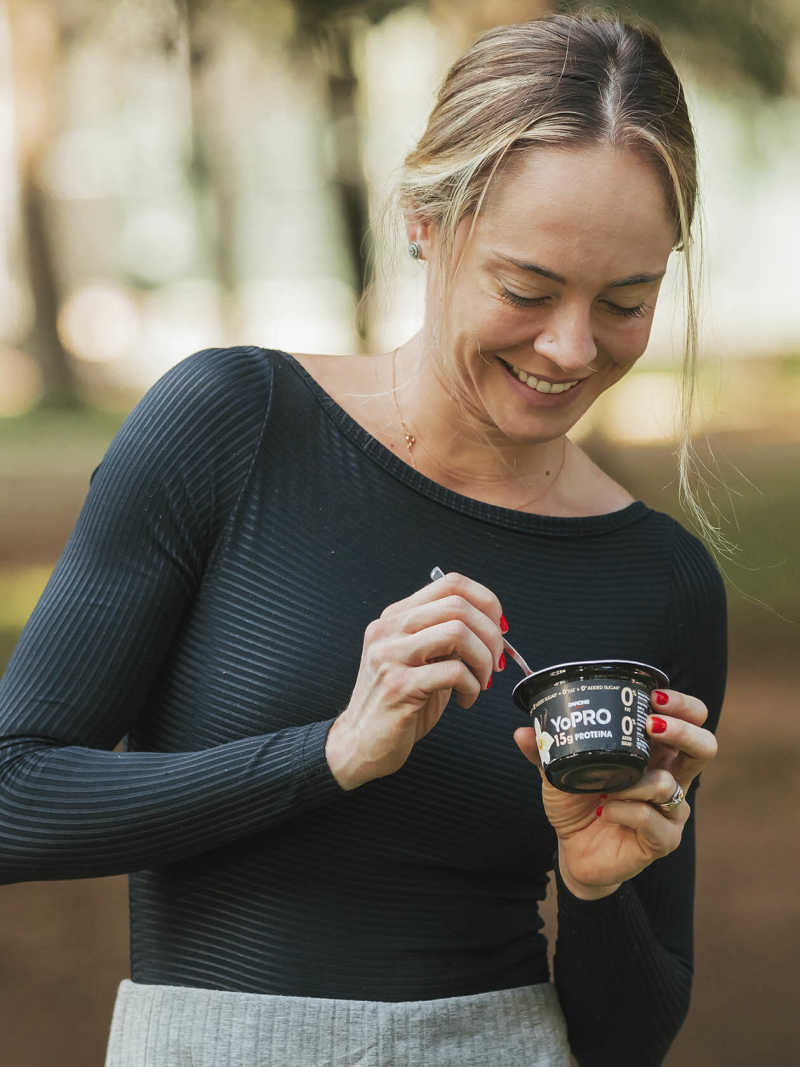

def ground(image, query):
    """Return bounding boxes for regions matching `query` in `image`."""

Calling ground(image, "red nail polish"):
[599,793,607,800]
[500,614,509,633]
[486,675,493,689]
[498,652,506,671]
[650,715,667,734]
[654,690,669,706]
[595,806,604,817]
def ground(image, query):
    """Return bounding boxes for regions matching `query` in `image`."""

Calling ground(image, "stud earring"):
[408,242,421,259]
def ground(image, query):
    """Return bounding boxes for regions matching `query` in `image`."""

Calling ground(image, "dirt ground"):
[668,660,800,1065]
[1,657,798,1066]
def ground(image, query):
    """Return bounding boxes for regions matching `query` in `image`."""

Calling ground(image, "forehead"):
[472,144,676,280]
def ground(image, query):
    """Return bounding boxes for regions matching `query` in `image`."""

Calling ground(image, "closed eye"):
[500,288,649,319]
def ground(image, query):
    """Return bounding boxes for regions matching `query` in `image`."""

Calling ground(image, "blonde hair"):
[376,11,734,559]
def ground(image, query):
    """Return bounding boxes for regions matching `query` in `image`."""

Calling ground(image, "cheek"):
[475,297,536,347]
[448,294,520,351]
[589,326,652,395]
[602,320,652,368]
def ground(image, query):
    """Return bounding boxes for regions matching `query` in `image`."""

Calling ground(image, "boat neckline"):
[272,347,652,537]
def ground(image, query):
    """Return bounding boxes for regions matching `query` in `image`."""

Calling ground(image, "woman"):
[0,13,724,1067]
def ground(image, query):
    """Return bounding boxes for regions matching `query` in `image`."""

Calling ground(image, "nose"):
[531,303,599,375]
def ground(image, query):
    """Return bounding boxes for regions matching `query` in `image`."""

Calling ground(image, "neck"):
[392,333,570,501]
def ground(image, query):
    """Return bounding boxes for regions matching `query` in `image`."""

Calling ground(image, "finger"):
[390,619,496,690]
[648,789,689,821]
[651,689,708,726]
[411,659,482,709]
[646,713,718,784]
[395,596,505,671]
[599,798,688,855]
[607,767,682,806]
[609,769,688,822]
[513,726,544,771]
[382,571,504,633]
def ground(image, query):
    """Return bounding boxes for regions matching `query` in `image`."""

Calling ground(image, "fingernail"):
[654,690,669,706]
[498,652,506,671]
[500,614,509,633]
[595,806,604,818]
[486,675,493,689]
[599,793,607,800]
[650,715,667,734]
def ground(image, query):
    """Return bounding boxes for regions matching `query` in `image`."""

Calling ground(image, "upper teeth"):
[508,362,579,394]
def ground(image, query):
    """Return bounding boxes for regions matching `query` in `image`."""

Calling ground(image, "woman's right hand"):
[325,572,507,790]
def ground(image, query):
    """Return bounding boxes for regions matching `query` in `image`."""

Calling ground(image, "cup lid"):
[512,658,669,708]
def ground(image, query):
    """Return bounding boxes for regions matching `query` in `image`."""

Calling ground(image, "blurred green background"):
[1,1,798,1064]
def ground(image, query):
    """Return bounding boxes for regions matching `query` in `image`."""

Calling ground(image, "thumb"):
[514,726,544,774]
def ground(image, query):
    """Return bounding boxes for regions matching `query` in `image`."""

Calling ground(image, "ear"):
[404,209,435,260]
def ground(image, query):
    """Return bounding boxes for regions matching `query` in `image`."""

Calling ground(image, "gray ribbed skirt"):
[105,978,571,1066]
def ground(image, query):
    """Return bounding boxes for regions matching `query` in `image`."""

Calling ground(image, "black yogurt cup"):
[513,660,669,794]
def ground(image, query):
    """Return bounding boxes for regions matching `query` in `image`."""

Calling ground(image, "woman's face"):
[419,144,678,443]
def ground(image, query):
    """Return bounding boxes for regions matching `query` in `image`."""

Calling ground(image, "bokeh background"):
[1,1,798,1064]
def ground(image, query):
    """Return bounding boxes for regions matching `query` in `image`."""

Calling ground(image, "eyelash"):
[500,288,649,319]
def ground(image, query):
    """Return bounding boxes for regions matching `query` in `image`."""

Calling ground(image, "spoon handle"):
[429,566,531,677]
[499,639,531,677]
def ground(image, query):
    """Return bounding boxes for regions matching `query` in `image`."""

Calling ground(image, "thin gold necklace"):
[391,346,418,468]
[390,346,569,509]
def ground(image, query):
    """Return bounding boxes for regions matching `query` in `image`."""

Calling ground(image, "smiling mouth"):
[499,358,581,394]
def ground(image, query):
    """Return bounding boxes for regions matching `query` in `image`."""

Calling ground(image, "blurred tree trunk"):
[290,2,425,350]
[20,175,81,408]
[320,19,371,338]
[8,0,82,408]
[180,0,238,334]
[180,0,377,348]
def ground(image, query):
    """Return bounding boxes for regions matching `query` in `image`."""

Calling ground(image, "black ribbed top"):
[0,347,726,1066]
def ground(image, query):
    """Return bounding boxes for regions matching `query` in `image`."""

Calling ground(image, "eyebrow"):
[492,252,665,289]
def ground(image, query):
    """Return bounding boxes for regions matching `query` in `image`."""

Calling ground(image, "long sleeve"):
[553,525,727,1066]
[0,347,344,886]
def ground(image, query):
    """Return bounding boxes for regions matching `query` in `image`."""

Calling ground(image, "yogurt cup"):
[513,660,669,794]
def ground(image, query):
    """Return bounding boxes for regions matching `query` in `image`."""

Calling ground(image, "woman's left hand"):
[513,689,718,900]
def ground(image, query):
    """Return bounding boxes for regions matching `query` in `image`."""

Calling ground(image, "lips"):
[498,357,583,395]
